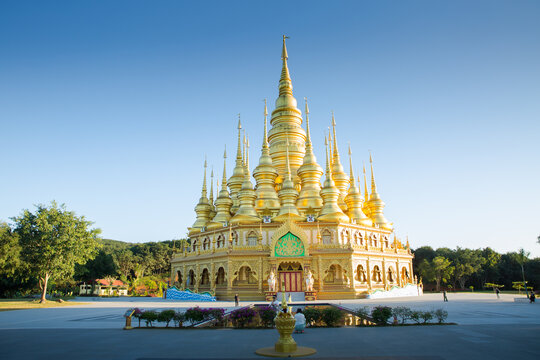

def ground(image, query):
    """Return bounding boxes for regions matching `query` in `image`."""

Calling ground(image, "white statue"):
[267,270,276,292]
[305,270,314,292]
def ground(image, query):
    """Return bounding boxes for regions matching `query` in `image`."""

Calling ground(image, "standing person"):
[234,293,239,307]
[443,290,448,302]
[530,291,536,303]
[294,308,306,333]
[495,287,500,299]
[271,295,278,310]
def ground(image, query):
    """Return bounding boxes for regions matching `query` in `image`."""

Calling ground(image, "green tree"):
[516,248,530,298]
[12,202,101,302]
[418,256,454,291]
[114,249,136,279]
[0,222,21,277]
[453,248,483,289]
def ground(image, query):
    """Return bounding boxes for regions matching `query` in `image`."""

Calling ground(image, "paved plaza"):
[0,293,538,359]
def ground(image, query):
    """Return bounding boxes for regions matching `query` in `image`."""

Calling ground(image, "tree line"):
[413,246,540,292]
[0,202,184,300]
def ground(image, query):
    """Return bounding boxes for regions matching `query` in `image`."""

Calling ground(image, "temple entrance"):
[277,262,303,292]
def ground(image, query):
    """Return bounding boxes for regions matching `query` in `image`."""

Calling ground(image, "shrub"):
[141,310,158,327]
[208,308,226,326]
[469,286,474,292]
[257,306,277,328]
[371,306,392,325]
[434,309,448,324]
[410,311,422,324]
[392,306,412,324]
[303,307,322,326]
[230,307,257,328]
[356,306,370,319]
[184,307,206,324]
[157,309,176,327]
[420,311,434,324]
[173,311,185,327]
[321,307,344,327]
[133,308,143,327]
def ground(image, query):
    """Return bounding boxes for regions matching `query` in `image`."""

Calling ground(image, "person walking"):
[443,290,448,302]
[495,287,500,299]
[294,308,306,333]
[234,293,239,307]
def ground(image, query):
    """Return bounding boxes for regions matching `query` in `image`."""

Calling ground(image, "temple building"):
[170,37,416,300]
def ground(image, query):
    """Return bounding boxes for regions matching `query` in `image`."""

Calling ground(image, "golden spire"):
[228,115,245,213]
[328,127,333,164]
[190,156,212,232]
[362,162,371,218]
[268,36,306,181]
[344,145,371,226]
[208,166,216,219]
[274,134,301,221]
[279,35,292,97]
[254,99,280,216]
[367,153,392,230]
[297,97,323,216]
[209,146,233,229]
[330,113,349,212]
[318,136,349,223]
[231,132,259,225]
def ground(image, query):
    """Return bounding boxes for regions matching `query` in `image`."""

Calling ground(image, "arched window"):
[234,266,256,285]
[203,238,210,250]
[324,264,345,284]
[372,266,382,282]
[356,265,367,282]
[401,266,410,283]
[232,232,239,246]
[200,268,210,285]
[247,232,258,246]
[187,270,195,287]
[192,240,198,252]
[383,236,389,248]
[176,271,183,285]
[322,230,332,244]
[217,236,224,248]
[387,267,395,283]
[371,234,378,248]
[357,232,364,245]
[216,267,226,285]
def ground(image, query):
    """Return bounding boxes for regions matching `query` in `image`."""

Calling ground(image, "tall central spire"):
[268,36,306,182]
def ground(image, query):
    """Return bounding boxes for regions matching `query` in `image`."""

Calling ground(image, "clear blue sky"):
[1,1,539,257]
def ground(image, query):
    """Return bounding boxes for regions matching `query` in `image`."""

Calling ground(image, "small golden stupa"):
[171,36,415,300]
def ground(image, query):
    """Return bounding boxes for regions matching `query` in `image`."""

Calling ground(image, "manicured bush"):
[184,307,206,324]
[208,308,226,326]
[392,306,412,324]
[303,307,322,326]
[410,311,422,324]
[257,306,277,328]
[321,307,344,327]
[371,306,392,325]
[173,311,185,327]
[230,307,257,328]
[157,309,176,327]
[434,309,448,323]
[141,310,158,327]
[420,311,433,324]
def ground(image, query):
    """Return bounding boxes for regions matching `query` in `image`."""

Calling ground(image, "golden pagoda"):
[171,37,415,300]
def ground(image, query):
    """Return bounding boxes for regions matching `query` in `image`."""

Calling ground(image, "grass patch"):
[0,299,86,311]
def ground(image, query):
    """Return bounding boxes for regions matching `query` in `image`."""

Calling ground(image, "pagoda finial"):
[328,127,333,163]
[243,130,247,167]
[332,111,339,156]
[370,152,377,194]
[202,155,208,196]
[324,136,332,178]
[363,162,369,200]
[222,146,228,189]
[236,114,243,166]
[263,99,269,148]
[279,35,292,97]
[304,97,311,145]
[348,144,355,186]
[246,134,250,172]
